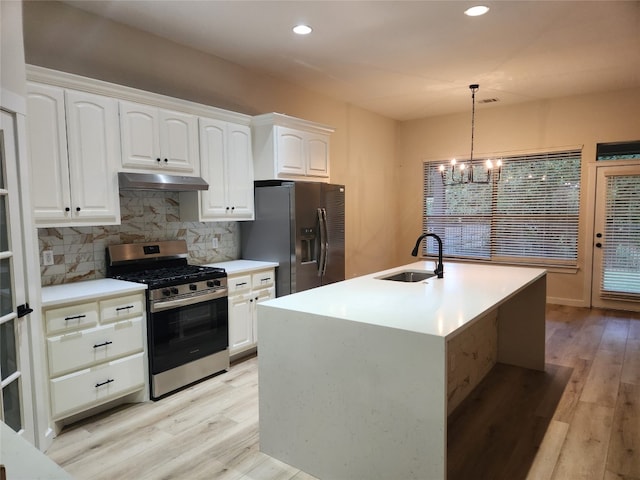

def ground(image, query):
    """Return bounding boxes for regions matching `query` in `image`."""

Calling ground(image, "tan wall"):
[398,89,640,305]
[21,0,399,279]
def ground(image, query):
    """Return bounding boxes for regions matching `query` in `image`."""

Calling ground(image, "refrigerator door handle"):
[317,208,326,276]
[319,207,329,276]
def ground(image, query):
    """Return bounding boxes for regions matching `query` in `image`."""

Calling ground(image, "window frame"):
[422,149,582,268]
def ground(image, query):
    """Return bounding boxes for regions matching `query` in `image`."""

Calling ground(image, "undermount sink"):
[377,270,436,282]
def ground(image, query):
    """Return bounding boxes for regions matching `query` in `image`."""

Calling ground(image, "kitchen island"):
[257,261,546,480]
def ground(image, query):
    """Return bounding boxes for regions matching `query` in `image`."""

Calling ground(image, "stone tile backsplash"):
[38,191,241,286]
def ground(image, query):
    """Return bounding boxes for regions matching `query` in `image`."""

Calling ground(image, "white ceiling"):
[63,0,640,121]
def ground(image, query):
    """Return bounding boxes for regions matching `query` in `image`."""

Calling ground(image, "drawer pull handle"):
[95,378,114,388]
[115,305,135,312]
[236,282,247,287]
[261,277,270,282]
[64,314,86,321]
[93,341,113,349]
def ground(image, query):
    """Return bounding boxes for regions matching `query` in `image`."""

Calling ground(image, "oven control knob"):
[189,284,197,291]
[162,289,171,297]
[170,287,179,295]
[207,280,220,288]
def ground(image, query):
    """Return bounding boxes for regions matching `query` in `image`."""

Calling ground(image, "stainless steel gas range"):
[106,240,229,399]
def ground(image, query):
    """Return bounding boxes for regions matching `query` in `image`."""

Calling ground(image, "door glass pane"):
[0,132,4,188]
[0,258,11,317]
[601,174,640,296]
[2,379,22,431]
[1,318,18,379]
[0,196,7,251]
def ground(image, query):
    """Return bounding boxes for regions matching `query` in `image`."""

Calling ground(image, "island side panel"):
[496,274,546,371]
[258,304,448,480]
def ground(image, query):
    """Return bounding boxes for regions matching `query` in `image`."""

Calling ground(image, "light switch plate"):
[212,238,219,248]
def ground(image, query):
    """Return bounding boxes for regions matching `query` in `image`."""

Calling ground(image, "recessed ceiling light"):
[464,5,490,16]
[293,24,312,35]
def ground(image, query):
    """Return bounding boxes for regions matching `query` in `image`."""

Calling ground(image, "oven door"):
[148,294,228,375]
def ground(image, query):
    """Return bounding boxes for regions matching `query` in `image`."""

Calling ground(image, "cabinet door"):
[229,294,253,354]
[226,124,254,219]
[198,117,227,218]
[276,127,306,176]
[65,90,120,224]
[158,109,198,173]
[119,100,160,169]
[26,83,72,223]
[306,134,330,178]
[252,286,276,346]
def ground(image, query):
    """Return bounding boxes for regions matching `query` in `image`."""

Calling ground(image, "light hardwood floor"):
[46,304,640,480]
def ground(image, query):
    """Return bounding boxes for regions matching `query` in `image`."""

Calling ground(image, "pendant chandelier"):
[440,84,502,185]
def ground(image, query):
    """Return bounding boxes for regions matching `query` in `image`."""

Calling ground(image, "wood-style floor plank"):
[526,420,569,480]
[607,382,640,478]
[45,305,640,480]
[551,401,614,480]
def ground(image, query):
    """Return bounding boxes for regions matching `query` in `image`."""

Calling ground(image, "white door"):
[0,110,35,441]
[306,134,330,178]
[226,124,254,219]
[276,127,306,175]
[199,117,227,218]
[592,164,640,311]
[119,100,160,169]
[229,294,253,354]
[65,90,120,223]
[26,82,71,223]
[158,109,198,172]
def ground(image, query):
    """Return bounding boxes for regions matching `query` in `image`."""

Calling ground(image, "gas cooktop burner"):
[106,240,226,289]
[111,265,225,289]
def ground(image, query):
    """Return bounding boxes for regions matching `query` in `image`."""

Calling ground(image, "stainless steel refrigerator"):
[241,180,345,297]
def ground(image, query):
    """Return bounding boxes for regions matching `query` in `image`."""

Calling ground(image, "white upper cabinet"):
[119,100,199,174]
[27,83,121,227]
[180,117,254,221]
[252,113,334,182]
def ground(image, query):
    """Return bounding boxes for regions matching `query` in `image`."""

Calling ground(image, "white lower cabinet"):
[227,268,275,356]
[43,292,146,421]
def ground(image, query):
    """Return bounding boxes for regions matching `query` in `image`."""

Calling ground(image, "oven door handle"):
[150,289,228,313]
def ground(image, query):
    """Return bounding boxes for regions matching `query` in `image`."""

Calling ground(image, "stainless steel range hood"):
[118,172,208,191]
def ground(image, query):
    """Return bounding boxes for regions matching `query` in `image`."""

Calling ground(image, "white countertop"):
[207,259,278,275]
[0,422,72,479]
[260,261,545,338]
[41,278,147,308]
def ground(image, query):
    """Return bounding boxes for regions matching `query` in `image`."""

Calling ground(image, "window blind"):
[422,149,581,265]
[601,174,640,298]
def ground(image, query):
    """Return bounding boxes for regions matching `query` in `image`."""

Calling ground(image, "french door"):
[591,164,640,311]
[0,109,35,441]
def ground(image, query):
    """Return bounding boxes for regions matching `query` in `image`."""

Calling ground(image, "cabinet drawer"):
[50,352,145,419]
[252,270,275,289]
[256,286,276,302]
[47,317,144,377]
[100,293,145,323]
[45,302,99,335]
[227,274,251,294]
